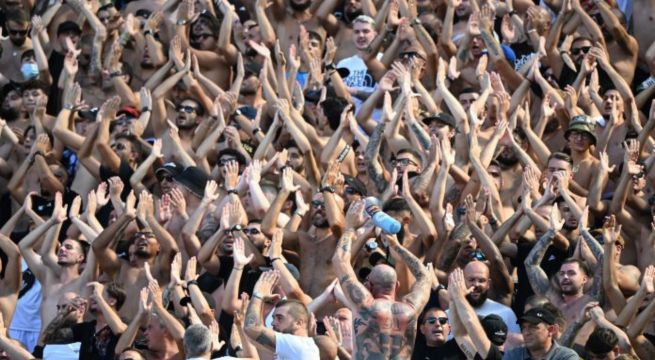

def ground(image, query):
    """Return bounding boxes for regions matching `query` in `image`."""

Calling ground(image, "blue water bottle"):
[364,197,402,234]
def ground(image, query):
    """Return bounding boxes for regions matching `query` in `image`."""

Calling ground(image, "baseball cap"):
[422,112,456,128]
[155,162,182,180]
[480,314,508,346]
[518,307,556,325]
[565,114,597,145]
[173,166,209,198]
[117,106,140,119]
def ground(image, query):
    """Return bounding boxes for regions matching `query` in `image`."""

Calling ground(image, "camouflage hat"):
[565,114,597,145]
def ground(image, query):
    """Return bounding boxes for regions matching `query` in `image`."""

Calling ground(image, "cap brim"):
[518,316,547,325]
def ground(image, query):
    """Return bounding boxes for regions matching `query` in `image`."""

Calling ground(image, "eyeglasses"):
[159,175,173,183]
[394,158,418,166]
[243,228,261,235]
[571,46,591,55]
[568,130,591,140]
[111,142,127,151]
[632,172,645,180]
[192,33,215,40]
[8,29,28,36]
[218,158,236,166]
[311,200,325,209]
[177,105,198,113]
[425,317,448,325]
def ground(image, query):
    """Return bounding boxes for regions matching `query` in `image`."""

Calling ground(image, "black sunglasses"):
[311,200,325,208]
[218,158,236,166]
[425,317,448,325]
[243,228,261,235]
[159,175,173,183]
[571,46,591,55]
[192,33,215,40]
[470,249,486,261]
[344,187,359,195]
[177,105,197,113]
[9,29,28,36]
[224,228,242,235]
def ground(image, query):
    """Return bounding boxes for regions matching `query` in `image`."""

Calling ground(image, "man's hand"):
[202,180,219,205]
[87,281,105,301]
[448,268,473,299]
[169,188,188,218]
[148,280,163,308]
[641,265,655,295]
[322,161,341,188]
[185,256,200,282]
[170,253,184,287]
[253,271,280,301]
[224,160,240,190]
[548,203,565,232]
[280,167,300,193]
[345,200,367,231]
[52,192,68,224]
[597,151,614,174]
[268,229,284,259]
[138,287,152,315]
[233,237,254,268]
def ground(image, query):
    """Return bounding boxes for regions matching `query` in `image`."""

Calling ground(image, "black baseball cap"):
[480,314,508,346]
[173,166,209,197]
[519,307,556,325]
[155,162,182,180]
[422,112,456,128]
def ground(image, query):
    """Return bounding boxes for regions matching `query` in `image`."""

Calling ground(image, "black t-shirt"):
[558,63,614,95]
[47,50,66,116]
[71,321,120,360]
[99,160,134,199]
[473,344,503,360]
[412,339,467,360]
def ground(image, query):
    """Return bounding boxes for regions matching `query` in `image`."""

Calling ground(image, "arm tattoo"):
[409,122,431,150]
[581,229,605,262]
[366,123,389,193]
[255,331,276,348]
[480,30,501,56]
[391,243,430,308]
[524,229,555,296]
[559,320,584,348]
[244,299,263,329]
[391,243,428,281]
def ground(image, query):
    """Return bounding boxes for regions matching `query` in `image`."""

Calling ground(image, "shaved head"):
[368,264,397,295]
[464,261,490,279]
[463,261,490,307]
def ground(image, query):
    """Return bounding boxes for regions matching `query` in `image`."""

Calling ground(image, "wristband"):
[508,9,516,16]
[252,292,264,300]
[233,266,244,271]
[320,186,336,193]
[294,210,305,217]
[270,257,282,262]
[63,103,74,110]
[141,107,151,113]
[227,189,238,195]
[110,70,124,78]
[325,63,336,71]
[187,279,199,287]
[411,18,422,26]
[337,144,350,162]
[435,284,446,292]
[252,127,261,135]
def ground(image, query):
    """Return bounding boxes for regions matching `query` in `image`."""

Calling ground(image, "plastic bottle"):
[364,197,402,234]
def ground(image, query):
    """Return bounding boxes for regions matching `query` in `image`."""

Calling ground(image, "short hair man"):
[503,307,578,360]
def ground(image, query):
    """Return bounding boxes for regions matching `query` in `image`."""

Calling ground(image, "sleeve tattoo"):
[524,229,555,296]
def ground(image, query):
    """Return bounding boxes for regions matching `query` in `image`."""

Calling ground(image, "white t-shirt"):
[43,342,81,360]
[274,333,320,360]
[446,298,520,339]
[337,54,383,121]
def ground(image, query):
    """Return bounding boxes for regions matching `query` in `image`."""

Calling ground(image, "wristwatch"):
[176,19,189,26]
[230,224,243,232]
[411,18,422,26]
[320,186,336,193]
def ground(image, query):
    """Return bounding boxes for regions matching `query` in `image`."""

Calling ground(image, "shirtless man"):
[563,116,600,195]
[632,0,655,68]
[262,167,344,315]
[91,192,178,318]
[18,192,97,338]
[525,205,599,327]
[269,0,326,52]
[0,8,32,83]
[0,233,21,326]
[332,226,430,358]
[316,0,364,62]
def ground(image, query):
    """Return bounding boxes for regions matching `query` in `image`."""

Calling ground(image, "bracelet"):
[270,257,282,262]
[141,107,151,113]
[227,189,238,195]
[63,103,74,110]
[187,279,198,287]
[110,70,123,78]
[252,292,264,300]
[144,29,153,36]
[294,211,305,217]
[233,266,244,271]
[252,127,261,135]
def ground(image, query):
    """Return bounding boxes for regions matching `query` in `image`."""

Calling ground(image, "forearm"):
[365,123,389,193]
[115,312,147,353]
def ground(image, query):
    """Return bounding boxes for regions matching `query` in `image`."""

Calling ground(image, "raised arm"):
[244,271,282,351]
[332,228,375,312]
[92,193,137,276]
[524,206,564,296]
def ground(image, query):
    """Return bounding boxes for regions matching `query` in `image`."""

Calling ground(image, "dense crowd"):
[0,0,654,358]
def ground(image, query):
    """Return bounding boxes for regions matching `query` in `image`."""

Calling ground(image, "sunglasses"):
[394,158,418,166]
[344,187,359,195]
[192,33,215,40]
[571,46,591,55]
[111,142,127,151]
[177,105,197,113]
[159,175,173,183]
[243,228,261,235]
[400,52,424,61]
[9,29,28,36]
[311,200,325,208]
[425,317,448,325]
[224,228,242,235]
[470,249,486,261]
[218,158,236,166]
[632,172,645,180]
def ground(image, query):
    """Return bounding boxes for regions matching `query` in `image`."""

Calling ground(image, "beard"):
[545,119,560,134]
[466,290,488,307]
[10,37,26,47]
[176,121,197,130]
[0,108,20,121]
[560,283,580,295]
[562,222,577,231]
[141,61,155,69]
[312,215,329,228]
[344,9,363,23]
[240,88,258,96]
[289,0,312,11]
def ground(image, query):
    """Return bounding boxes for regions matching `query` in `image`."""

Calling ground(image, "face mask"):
[21,63,39,80]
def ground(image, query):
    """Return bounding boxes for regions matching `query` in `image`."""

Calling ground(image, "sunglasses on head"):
[425,316,448,325]
[470,249,486,261]
[243,228,261,235]
[177,105,197,113]
[571,46,591,55]
[311,200,325,208]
